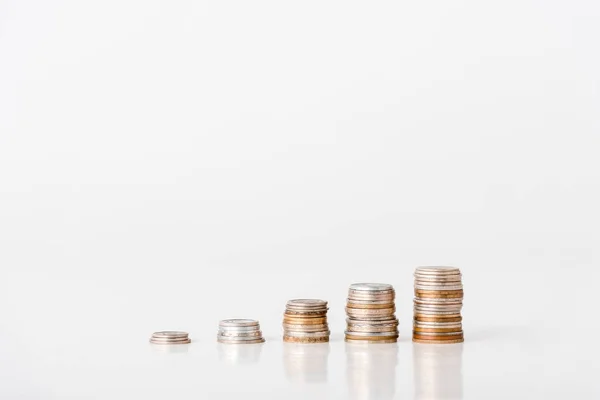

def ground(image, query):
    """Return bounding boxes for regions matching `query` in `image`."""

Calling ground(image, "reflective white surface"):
[1,0,600,398]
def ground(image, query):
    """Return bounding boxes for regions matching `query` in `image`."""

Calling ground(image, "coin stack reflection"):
[217,319,265,344]
[149,331,191,345]
[283,343,330,383]
[283,299,330,343]
[345,283,399,343]
[346,342,398,400]
[413,343,463,400]
[413,267,464,344]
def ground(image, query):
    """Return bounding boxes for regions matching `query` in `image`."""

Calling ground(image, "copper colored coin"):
[415,289,464,296]
[412,333,464,341]
[283,336,329,343]
[412,338,464,344]
[345,307,395,316]
[284,310,328,316]
[413,326,462,333]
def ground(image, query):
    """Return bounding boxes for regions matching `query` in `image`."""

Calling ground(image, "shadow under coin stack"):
[149,331,191,345]
[217,319,265,344]
[345,283,399,343]
[283,299,330,343]
[413,266,464,344]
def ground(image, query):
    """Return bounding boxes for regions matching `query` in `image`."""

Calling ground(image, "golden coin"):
[283,317,328,325]
[414,316,462,323]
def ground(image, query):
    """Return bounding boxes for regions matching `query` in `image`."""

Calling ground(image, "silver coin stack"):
[217,319,265,344]
[283,299,330,343]
[413,266,464,344]
[149,331,191,345]
[345,283,399,343]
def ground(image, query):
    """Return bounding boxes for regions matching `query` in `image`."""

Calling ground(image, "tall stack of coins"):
[149,331,191,345]
[345,283,399,343]
[283,299,330,343]
[217,319,265,344]
[413,266,464,344]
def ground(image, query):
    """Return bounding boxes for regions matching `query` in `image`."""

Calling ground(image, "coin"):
[345,334,399,341]
[150,338,191,345]
[349,283,394,292]
[283,336,330,343]
[412,338,464,344]
[218,338,266,344]
[345,338,398,344]
[346,302,395,309]
[219,319,259,327]
[346,307,395,316]
[415,266,461,275]
[151,331,189,339]
[283,316,328,324]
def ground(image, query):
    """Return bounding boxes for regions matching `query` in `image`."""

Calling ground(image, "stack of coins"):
[217,319,265,344]
[149,331,191,345]
[413,266,464,344]
[345,283,399,343]
[283,299,330,343]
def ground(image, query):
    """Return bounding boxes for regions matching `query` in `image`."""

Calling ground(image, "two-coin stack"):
[149,331,191,345]
[413,266,464,344]
[217,319,265,344]
[345,283,399,343]
[283,299,330,343]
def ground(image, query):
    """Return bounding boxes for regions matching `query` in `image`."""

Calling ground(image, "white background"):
[1,0,599,398]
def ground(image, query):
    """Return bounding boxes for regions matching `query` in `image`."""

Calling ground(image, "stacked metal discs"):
[149,331,191,345]
[217,319,265,344]
[345,283,399,343]
[413,266,464,344]
[283,299,330,343]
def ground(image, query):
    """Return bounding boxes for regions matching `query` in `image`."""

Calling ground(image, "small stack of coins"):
[149,331,191,345]
[413,266,464,344]
[345,283,399,343]
[217,319,265,344]
[283,299,330,343]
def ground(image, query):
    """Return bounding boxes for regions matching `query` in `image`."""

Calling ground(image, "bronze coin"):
[414,316,462,323]
[345,338,398,344]
[412,333,464,341]
[415,290,464,296]
[413,326,462,333]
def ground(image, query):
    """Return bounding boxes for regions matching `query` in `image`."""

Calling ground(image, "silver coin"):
[415,266,461,275]
[414,297,463,304]
[414,280,464,287]
[414,284,463,291]
[151,331,189,339]
[349,283,394,292]
[218,333,264,341]
[219,319,259,327]
[345,298,396,305]
[286,299,328,308]
[344,330,399,337]
[150,338,191,344]
[218,325,261,332]
[218,330,263,337]
[217,338,265,344]
[413,309,462,315]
